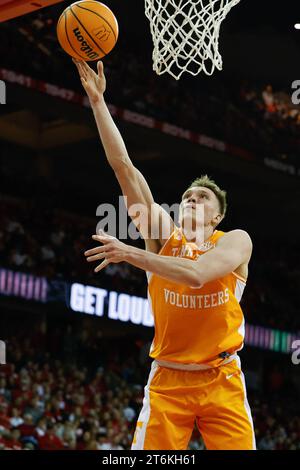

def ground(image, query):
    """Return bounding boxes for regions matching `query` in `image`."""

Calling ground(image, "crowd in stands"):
[0,320,299,451]
[0,320,144,450]
[238,82,300,165]
[0,9,299,168]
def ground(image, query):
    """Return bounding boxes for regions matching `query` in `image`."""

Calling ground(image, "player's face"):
[179,186,221,228]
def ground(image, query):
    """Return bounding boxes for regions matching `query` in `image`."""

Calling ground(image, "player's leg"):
[131,362,195,450]
[196,358,256,450]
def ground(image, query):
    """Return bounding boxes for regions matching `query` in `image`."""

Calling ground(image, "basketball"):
[57,1,118,61]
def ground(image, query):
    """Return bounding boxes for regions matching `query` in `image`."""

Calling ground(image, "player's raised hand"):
[73,59,106,105]
[84,230,128,273]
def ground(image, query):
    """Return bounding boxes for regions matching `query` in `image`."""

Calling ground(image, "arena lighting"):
[295,24,300,30]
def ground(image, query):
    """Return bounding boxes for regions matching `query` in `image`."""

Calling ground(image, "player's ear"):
[212,213,223,227]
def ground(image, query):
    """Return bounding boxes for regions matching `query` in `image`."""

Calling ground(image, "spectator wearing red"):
[38,422,64,450]
[0,402,10,429]
[18,413,36,438]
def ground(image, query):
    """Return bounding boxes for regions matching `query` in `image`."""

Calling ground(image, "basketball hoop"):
[145,0,241,80]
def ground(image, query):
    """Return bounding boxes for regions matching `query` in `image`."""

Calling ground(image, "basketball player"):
[74,59,256,450]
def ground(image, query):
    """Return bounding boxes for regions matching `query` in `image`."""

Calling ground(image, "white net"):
[145,0,241,80]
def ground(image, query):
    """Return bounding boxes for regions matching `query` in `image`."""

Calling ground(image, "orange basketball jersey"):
[147,228,246,368]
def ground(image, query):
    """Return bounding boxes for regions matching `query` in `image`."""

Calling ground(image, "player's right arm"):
[73,59,174,253]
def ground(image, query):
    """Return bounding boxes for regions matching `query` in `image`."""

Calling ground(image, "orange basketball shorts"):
[131,357,256,450]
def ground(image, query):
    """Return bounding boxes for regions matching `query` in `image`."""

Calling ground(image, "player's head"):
[179,175,227,231]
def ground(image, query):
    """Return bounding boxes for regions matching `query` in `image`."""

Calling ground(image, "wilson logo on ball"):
[92,26,111,42]
[57,1,118,60]
[73,27,99,59]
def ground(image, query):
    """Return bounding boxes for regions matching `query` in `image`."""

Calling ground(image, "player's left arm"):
[85,230,252,287]
[191,229,252,285]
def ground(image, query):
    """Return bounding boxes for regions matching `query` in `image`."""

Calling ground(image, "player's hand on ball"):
[84,230,128,273]
[73,59,106,104]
